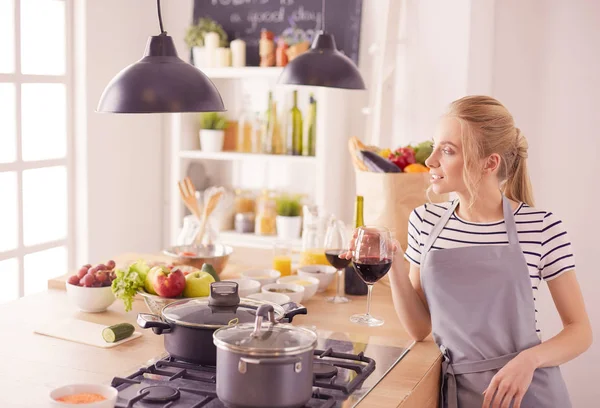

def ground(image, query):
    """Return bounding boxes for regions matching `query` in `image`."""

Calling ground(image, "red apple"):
[152,267,186,298]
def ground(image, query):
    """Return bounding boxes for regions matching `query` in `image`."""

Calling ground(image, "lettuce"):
[111,260,150,312]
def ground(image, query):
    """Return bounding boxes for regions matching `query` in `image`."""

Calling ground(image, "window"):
[0,0,72,303]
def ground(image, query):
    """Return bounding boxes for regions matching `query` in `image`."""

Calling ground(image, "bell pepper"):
[388,147,416,171]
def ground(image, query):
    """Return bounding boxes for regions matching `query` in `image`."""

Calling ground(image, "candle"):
[204,32,220,68]
[215,47,231,67]
[230,38,246,67]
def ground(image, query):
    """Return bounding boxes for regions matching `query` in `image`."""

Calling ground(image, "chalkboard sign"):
[193,0,363,67]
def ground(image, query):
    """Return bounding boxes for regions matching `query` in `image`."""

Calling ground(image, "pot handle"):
[280,302,308,323]
[239,356,304,374]
[240,356,301,365]
[137,313,173,335]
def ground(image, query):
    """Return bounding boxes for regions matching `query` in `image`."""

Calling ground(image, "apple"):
[144,266,161,295]
[151,267,186,298]
[182,271,215,298]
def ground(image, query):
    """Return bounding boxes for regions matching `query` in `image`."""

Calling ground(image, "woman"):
[348,96,592,408]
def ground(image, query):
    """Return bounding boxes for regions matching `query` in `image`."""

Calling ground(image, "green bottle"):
[286,90,303,155]
[303,93,316,156]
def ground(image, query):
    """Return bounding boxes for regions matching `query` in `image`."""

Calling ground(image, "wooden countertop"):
[1,251,440,407]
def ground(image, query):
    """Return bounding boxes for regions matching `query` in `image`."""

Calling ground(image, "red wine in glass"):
[353,257,392,284]
[325,249,352,270]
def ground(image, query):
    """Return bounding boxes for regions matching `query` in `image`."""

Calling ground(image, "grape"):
[81,273,95,287]
[92,281,103,287]
[95,271,107,283]
[67,275,80,286]
[96,263,107,271]
[102,280,112,287]
[88,266,98,274]
[106,260,116,270]
[82,264,92,269]
[77,268,88,279]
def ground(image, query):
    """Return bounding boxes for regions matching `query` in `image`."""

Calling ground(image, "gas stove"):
[111,335,409,408]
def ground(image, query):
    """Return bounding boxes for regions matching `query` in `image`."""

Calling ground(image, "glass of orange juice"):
[272,241,292,276]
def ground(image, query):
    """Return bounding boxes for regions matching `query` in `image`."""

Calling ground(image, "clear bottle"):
[286,90,303,156]
[251,112,263,154]
[303,93,316,156]
[300,205,330,266]
[237,97,253,153]
[262,92,273,154]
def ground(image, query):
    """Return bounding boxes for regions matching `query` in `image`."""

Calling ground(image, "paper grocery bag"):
[355,171,448,252]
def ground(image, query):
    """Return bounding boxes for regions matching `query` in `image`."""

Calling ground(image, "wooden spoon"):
[195,187,224,246]
[177,177,202,220]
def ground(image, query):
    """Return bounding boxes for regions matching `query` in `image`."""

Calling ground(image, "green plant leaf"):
[276,194,302,217]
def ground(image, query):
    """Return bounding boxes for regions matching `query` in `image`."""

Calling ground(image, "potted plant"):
[185,17,229,68]
[275,194,303,240]
[199,112,228,152]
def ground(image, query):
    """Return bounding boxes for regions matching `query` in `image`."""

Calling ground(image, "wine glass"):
[350,226,394,326]
[324,217,352,303]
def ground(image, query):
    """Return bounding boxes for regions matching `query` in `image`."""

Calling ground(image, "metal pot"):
[213,304,318,408]
[136,281,307,365]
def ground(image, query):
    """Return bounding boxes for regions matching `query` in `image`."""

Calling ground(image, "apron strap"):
[423,200,459,256]
[440,344,519,408]
[502,195,519,245]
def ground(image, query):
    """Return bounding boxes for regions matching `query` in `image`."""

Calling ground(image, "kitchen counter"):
[0,251,441,407]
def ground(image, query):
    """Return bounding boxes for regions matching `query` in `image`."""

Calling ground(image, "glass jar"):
[255,190,277,235]
[234,189,256,214]
[299,205,331,266]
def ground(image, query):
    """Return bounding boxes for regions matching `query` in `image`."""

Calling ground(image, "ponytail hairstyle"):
[446,95,535,208]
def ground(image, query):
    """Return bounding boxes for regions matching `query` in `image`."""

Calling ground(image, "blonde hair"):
[446,95,534,207]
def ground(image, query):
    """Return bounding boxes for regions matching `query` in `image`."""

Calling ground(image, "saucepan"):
[213,303,318,408]
[137,281,307,366]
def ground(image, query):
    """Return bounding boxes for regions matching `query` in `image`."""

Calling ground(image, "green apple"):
[183,271,215,298]
[144,266,162,295]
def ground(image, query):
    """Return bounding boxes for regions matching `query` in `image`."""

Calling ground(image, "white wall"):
[395,0,599,405]
[74,0,165,265]
[494,1,600,406]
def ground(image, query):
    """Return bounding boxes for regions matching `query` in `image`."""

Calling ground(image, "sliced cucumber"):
[102,323,135,343]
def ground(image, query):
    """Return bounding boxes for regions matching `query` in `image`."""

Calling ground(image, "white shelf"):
[179,150,316,164]
[202,67,284,79]
[219,230,302,250]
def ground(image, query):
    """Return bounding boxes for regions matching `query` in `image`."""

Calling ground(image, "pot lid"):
[213,304,317,355]
[161,282,285,329]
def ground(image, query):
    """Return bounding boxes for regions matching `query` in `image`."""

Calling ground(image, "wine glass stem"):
[336,269,343,297]
[366,284,374,316]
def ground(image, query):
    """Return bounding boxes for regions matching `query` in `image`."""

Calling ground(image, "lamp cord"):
[157,0,166,34]
[322,0,326,32]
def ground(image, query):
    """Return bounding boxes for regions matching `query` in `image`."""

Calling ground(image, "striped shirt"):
[404,200,576,337]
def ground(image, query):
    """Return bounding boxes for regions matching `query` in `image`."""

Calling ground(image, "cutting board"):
[34,318,142,348]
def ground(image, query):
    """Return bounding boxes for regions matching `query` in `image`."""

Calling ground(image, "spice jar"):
[276,38,289,67]
[235,213,255,234]
[255,190,277,235]
[259,29,275,67]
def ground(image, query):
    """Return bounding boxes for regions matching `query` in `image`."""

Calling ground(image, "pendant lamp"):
[97,0,225,113]
[278,1,365,90]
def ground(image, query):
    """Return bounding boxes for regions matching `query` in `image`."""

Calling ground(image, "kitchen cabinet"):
[165,67,367,249]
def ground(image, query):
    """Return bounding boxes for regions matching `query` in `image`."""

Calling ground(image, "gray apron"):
[420,196,571,408]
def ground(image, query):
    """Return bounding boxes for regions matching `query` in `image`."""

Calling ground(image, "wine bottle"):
[286,90,303,155]
[345,195,368,295]
[303,93,316,156]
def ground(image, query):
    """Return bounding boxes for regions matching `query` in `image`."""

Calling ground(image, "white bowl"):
[262,283,304,304]
[65,283,116,313]
[247,291,291,305]
[240,269,281,287]
[222,278,261,297]
[277,275,319,302]
[297,265,337,293]
[49,383,118,407]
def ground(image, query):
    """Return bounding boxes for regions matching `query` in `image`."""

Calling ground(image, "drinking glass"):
[324,217,352,303]
[350,226,393,326]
